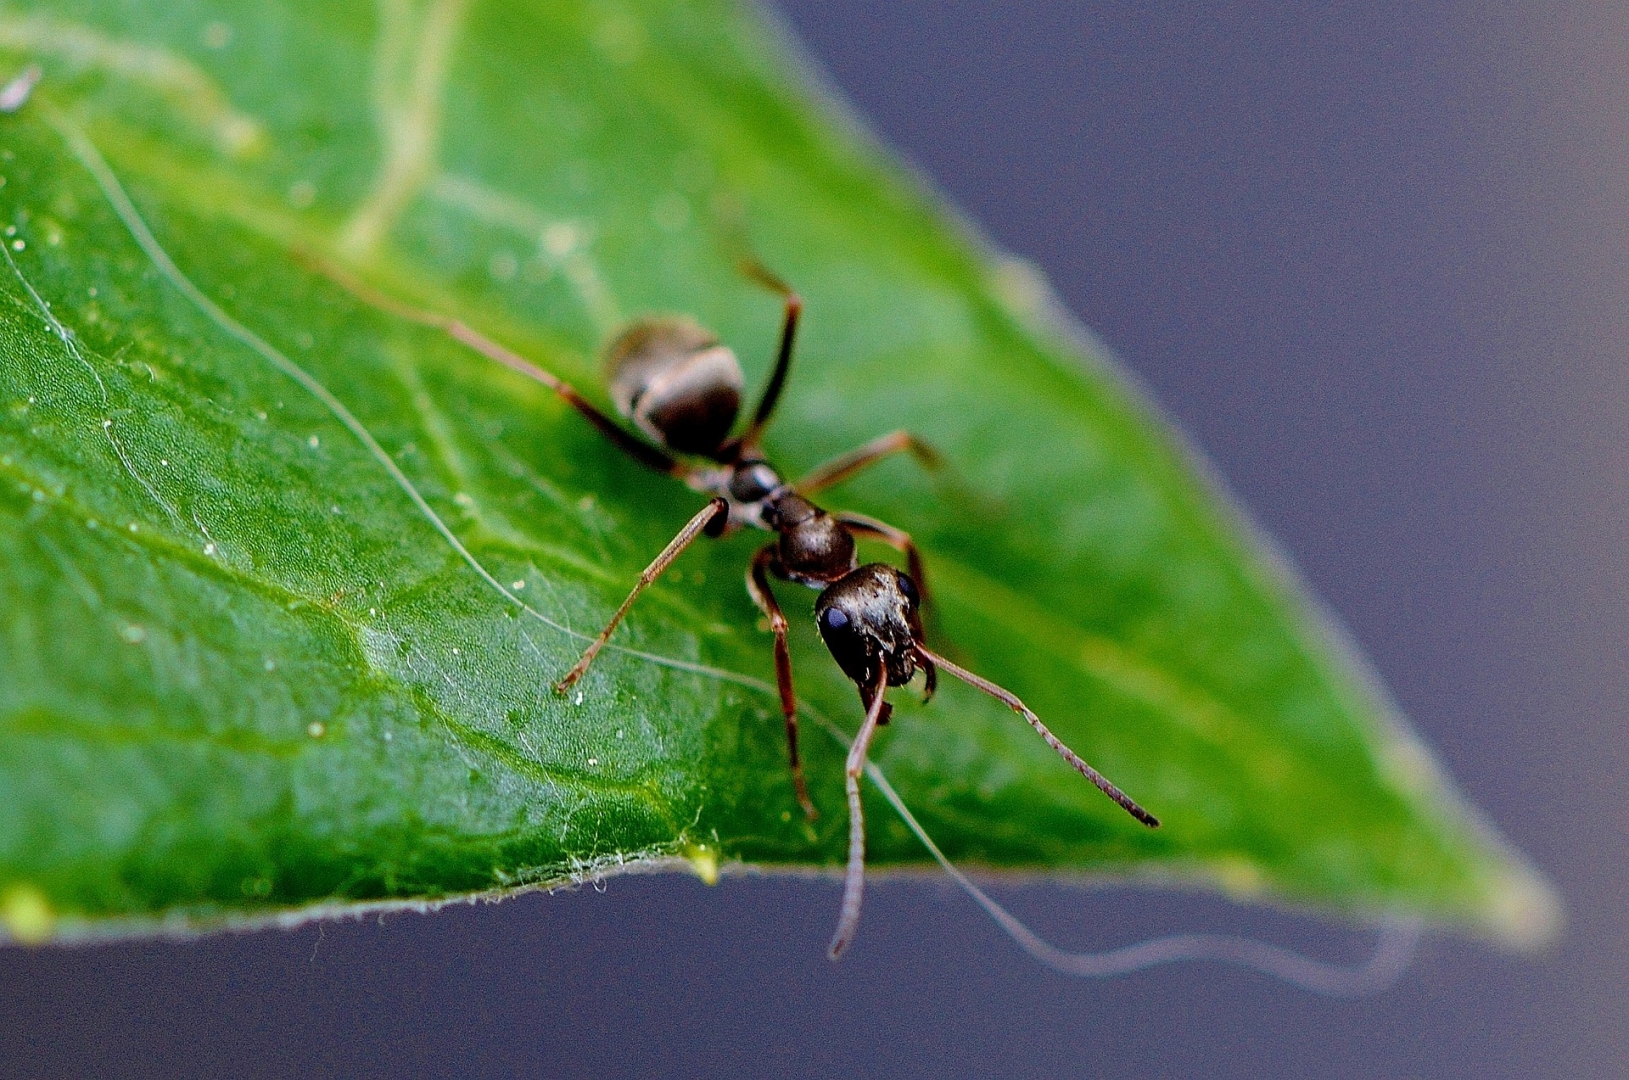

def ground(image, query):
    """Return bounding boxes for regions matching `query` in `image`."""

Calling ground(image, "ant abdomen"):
[604,316,743,457]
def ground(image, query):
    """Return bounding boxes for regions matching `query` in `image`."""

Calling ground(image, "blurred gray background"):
[3,1,1623,1076]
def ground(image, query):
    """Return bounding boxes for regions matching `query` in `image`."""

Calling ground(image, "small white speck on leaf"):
[10,239,23,251]
[573,690,584,706]
[587,758,598,767]
[203,542,216,556]
[264,658,276,671]
[488,251,518,281]
[120,624,147,644]
[307,721,325,738]
[511,580,525,590]
[201,21,233,49]
[307,435,319,449]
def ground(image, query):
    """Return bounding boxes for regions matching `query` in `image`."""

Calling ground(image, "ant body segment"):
[319,257,1159,957]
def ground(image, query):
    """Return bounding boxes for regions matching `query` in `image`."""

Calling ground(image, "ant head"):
[604,317,743,457]
[815,563,926,691]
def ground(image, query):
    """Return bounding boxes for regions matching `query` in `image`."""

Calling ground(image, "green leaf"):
[0,0,1556,948]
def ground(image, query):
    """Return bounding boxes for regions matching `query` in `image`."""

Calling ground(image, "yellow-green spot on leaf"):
[1,885,55,945]
[685,843,720,887]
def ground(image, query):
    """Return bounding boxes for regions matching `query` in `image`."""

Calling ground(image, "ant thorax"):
[685,458,788,533]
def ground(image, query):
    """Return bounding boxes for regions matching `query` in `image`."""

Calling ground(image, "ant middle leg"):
[555,497,729,693]
[747,545,818,820]
[834,512,930,605]
[795,430,942,497]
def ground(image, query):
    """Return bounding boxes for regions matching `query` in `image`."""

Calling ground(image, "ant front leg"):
[555,497,729,693]
[747,545,818,820]
[828,667,890,959]
[795,430,942,497]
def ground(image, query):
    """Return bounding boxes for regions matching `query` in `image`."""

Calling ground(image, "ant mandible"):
[320,257,1159,957]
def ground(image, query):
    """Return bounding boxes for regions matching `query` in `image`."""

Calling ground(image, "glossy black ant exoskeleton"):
[314,256,1158,957]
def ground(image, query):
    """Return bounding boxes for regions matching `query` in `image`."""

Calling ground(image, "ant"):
[314,256,1159,957]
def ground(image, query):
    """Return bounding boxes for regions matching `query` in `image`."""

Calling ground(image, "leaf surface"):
[0,0,1554,945]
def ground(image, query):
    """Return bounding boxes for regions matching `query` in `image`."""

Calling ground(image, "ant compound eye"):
[896,572,919,606]
[822,606,850,631]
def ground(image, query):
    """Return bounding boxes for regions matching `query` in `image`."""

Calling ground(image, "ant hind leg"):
[297,248,685,477]
[729,257,802,453]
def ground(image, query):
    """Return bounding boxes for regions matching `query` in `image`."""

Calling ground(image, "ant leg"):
[828,668,891,959]
[746,546,818,820]
[795,431,942,497]
[299,249,684,477]
[834,512,930,604]
[555,497,729,693]
[731,258,802,452]
[914,644,1161,829]
[837,512,937,701]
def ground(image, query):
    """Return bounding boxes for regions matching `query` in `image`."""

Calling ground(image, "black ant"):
[314,256,1159,957]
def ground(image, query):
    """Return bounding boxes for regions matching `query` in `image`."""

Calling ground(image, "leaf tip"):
[1476,858,1564,952]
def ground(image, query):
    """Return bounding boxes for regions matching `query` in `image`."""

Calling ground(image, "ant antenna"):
[800,693,1419,995]
[913,644,1160,828]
